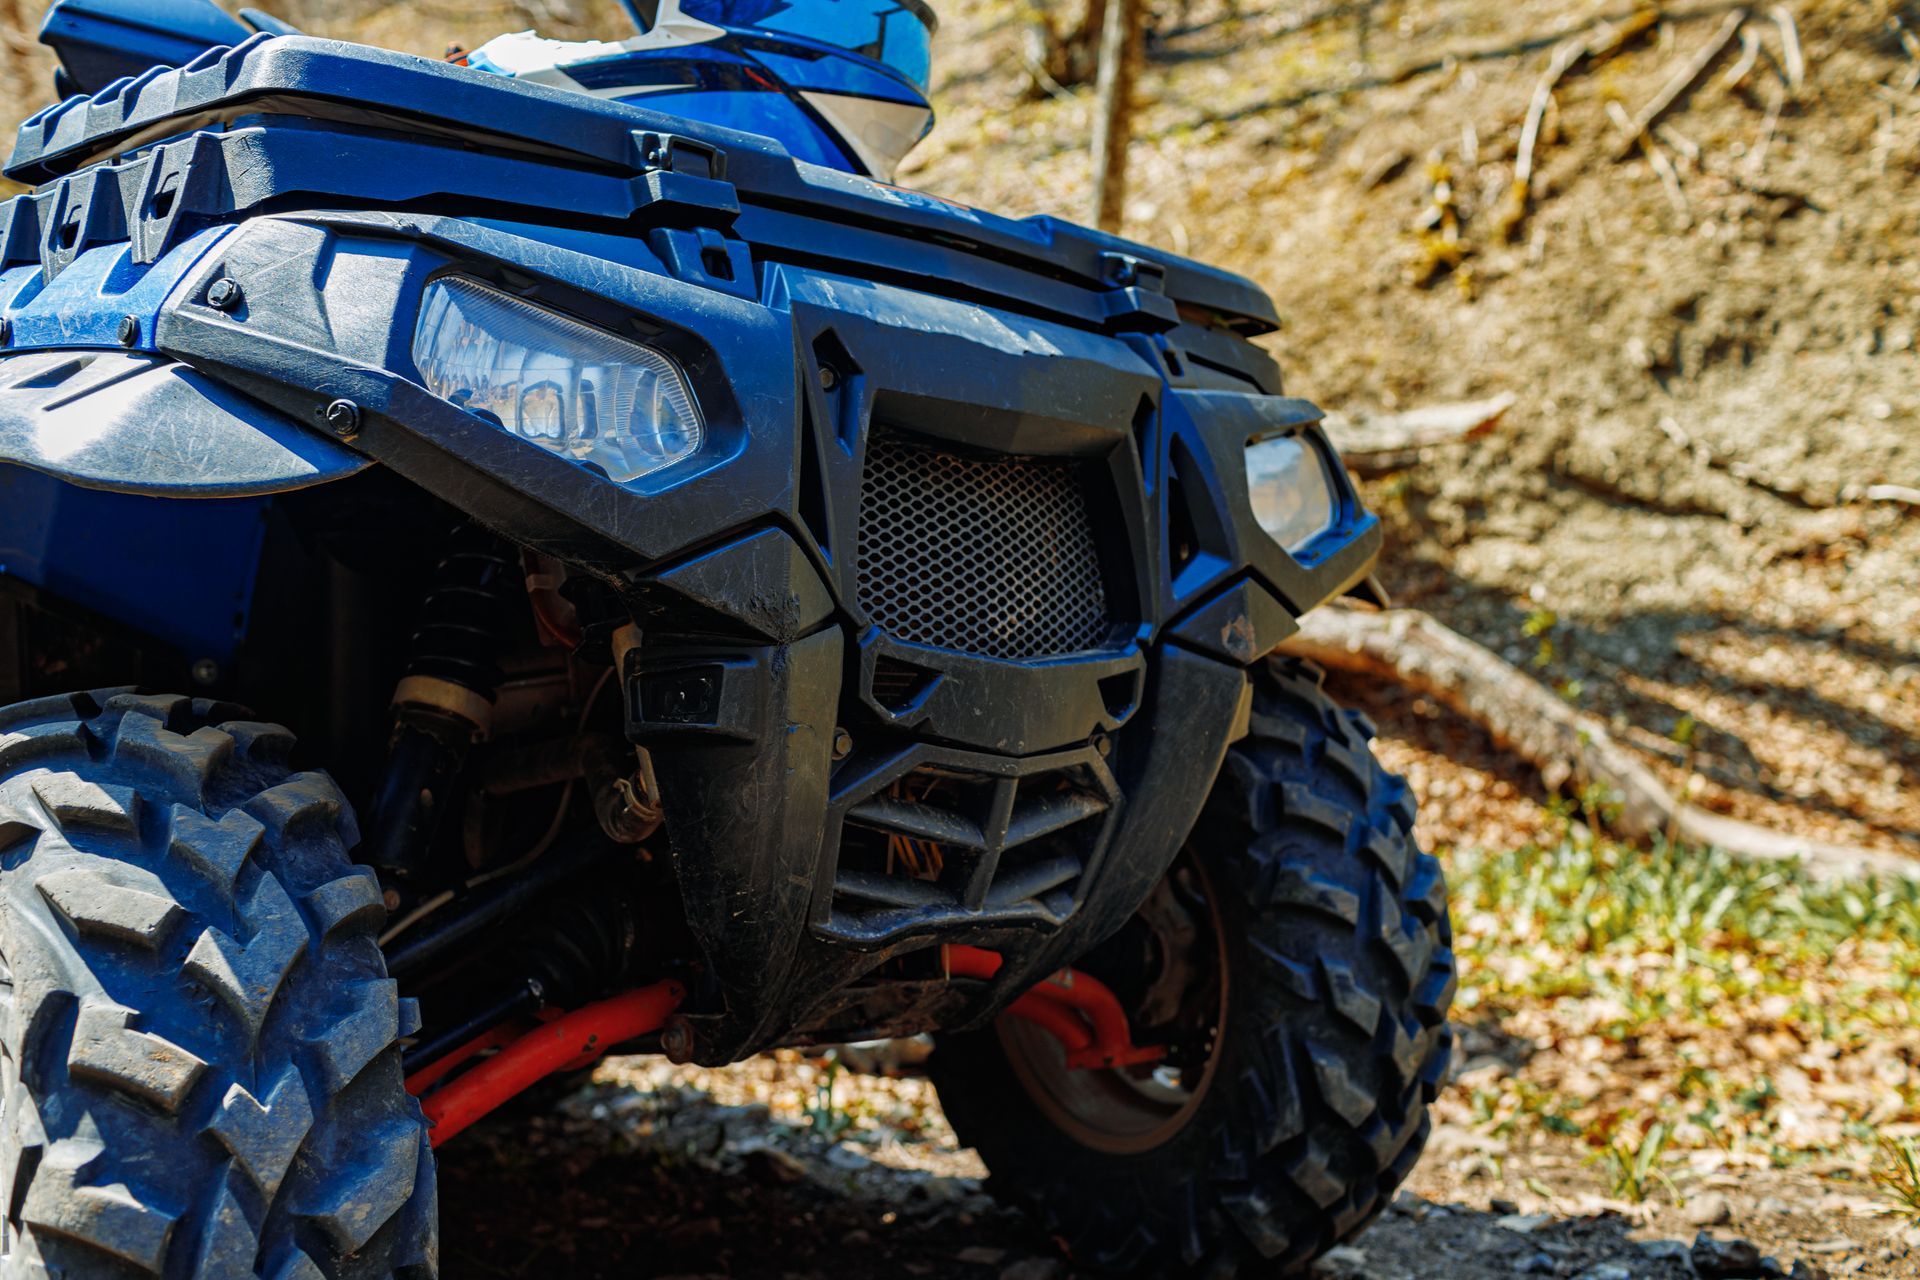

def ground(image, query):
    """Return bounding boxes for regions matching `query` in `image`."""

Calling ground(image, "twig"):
[1770,4,1804,96]
[1498,35,1590,241]
[1281,608,1917,880]
[1845,483,1920,507]
[1517,36,1591,193]
[1655,123,1701,164]
[1722,25,1761,90]
[1589,7,1661,62]
[1613,10,1749,161]
[1658,416,1824,507]
[1605,98,1638,143]
[1747,87,1783,174]
[1645,138,1692,224]
[1019,44,1079,104]
[1500,9,1662,242]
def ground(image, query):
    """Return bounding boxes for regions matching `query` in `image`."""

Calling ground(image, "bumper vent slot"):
[823,755,1119,943]
[855,431,1113,660]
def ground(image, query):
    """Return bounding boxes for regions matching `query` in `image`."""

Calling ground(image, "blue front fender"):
[0,348,365,497]
[0,235,369,670]
[0,230,366,496]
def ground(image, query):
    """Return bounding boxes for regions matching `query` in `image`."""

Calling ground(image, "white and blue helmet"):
[469,0,938,180]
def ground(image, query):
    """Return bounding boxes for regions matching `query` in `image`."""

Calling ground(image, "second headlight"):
[1245,431,1339,553]
[413,277,702,485]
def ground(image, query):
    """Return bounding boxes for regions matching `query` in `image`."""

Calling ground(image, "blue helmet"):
[468,0,938,180]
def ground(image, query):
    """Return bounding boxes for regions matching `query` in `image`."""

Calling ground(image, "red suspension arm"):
[945,945,1163,1070]
[415,979,684,1146]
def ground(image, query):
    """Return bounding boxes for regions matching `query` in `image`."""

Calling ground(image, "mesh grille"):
[856,433,1113,660]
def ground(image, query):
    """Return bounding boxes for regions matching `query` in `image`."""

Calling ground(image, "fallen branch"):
[1321,393,1517,474]
[1613,10,1749,160]
[1281,607,1915,879]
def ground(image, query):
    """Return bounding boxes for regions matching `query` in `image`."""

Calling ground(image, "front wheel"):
[929,658,1456,1275]
[0,691,436,1279]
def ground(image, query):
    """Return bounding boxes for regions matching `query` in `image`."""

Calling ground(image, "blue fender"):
[0,231,367,497]
[0,229,367,671]
[0,348,365,497]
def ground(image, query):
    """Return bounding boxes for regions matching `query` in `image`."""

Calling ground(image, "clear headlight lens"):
[412,277,702,484]
[1245,432,1338,552]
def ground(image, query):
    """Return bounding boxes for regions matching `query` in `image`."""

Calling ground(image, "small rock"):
[1496,1213,1556,1235]
[1577,1265,1631,1280]
[822,1144,872,1171]
[1755,1198,1795,1217]
[957,1246,1007,1267]
[1390,1191,1430,1220]
[1788,1265,1831,1280]
[1685,1192,1735,1227]
[1315,1246,1369,1277]
[1692,1232,1766,1278]
[743,1148,808,1187]
[840,1229,873,1247]
[1515,1252,1558,1274]
[1491,1197,1521,1215]
[1640,1240,1692,1264]
[999,1261,1061,1280]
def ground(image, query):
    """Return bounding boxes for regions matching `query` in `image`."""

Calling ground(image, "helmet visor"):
[677,0,937,94]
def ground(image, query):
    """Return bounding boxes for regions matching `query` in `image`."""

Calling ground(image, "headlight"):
[412,277,702,484]
[1245,432,1338,552]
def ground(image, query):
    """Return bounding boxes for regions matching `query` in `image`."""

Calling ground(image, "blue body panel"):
[0,227,354,667]
[0,464,264,663]
[0,13,1390,1051]
[0,224,229,350]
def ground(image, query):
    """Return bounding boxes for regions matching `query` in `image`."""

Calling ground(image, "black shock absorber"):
[364,525,521,875]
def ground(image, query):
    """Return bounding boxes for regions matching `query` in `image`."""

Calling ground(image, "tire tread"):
[0,691,434,1279]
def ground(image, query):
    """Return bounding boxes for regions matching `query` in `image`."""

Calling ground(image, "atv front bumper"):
[0,73,1378,1058]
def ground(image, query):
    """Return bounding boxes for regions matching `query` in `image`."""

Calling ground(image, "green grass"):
[1443,815,1920,1185]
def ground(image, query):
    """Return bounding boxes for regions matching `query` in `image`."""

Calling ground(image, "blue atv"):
[0,1,1455,1274]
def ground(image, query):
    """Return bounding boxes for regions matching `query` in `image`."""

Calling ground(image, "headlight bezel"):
[410,273,707,487]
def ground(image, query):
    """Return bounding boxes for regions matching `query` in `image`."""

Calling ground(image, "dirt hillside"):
[902,0,1919,860]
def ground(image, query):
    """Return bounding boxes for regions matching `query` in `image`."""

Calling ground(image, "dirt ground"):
[433,1051,1920,1279]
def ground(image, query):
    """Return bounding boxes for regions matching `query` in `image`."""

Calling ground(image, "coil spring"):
[407,525,520,696]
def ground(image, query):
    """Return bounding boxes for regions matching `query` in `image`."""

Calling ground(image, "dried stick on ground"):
[1658,416,1827,507]
[1322,394,1517,475]
[1722,24,1762,89]
[1499,10,1659,239]
[1770,4,1804,95]
[1613,10,1749,160]
[1846,482,1920,507]
[1499,35,1590,238]
[1281,607,1915,879]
